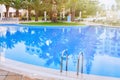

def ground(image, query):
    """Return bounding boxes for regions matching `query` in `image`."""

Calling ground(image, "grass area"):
[21,22,85,26]
[31,17,43,20]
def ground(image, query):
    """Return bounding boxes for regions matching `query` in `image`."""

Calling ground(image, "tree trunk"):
[51,12,57,22]
[71,8,75,21]
[5,5,9,18]
[35,10,38,21]
[51,3,57,22]
[16,9,19,17]
[49,11,52,21]
[28,7,31,20]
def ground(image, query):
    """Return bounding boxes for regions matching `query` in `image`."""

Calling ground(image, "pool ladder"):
[60,49,68,73]
[60,51,84,75]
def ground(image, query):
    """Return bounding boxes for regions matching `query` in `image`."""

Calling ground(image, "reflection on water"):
[0,25,120,78]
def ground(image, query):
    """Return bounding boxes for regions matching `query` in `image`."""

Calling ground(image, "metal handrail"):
[81,52,84,74]
[77,52,84,75]
[65,52,68,72]
[77,53,80,75]
[60,49,68,73]
[60,55,63,73]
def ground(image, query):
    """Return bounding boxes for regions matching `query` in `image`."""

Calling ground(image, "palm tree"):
[1,0,13,17]
[66,0,99,21]
[36,0,65,22]
[40,0,52,21]
[11,0,24,17]
[23,0,33,20]
[42,0,66,22]
[54,0,67,21]
[66,0,82,21]
[4,0,11,17]
[116,0,120,10]
[31,0,42,21]
[0,0,3,4]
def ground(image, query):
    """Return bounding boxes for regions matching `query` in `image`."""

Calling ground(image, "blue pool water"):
[0,24,120,78]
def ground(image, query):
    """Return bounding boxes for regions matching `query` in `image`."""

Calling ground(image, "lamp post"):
[44,11,47,21]
[79,11,82,18]
[96,11,99,21]
[62,6,65,19]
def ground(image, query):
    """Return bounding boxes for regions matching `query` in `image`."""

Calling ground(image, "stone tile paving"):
[0,69,39,80]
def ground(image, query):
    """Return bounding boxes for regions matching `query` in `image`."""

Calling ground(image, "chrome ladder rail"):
[66,52,68,72]
[60,55,63,73]
[60,49,68,73]
[77,54,80,75]
[77,52,84,75]
[81,52,84,74]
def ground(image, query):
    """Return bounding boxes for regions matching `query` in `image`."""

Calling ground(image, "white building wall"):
[0,5,4,20]
[0,4,25,18]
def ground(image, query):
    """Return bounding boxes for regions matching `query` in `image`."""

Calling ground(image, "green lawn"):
[21,22,85,26]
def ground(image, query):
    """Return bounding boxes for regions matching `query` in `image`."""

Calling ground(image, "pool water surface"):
[0,24,120,78]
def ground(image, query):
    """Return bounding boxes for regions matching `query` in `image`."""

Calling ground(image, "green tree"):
[57,0,67,20]
[22,0,33,20]
[1,0,13,17]
[39,0,60,22]
[11,0,24,17]
[116,0,120,10]
[83,0,99,17]
[66,0,79,21]
[41,0,58,22]
[66,0,99,20]
[39,0,52,20]
[0,0,4,4]
[50,0,68,22]
[31,0,43,21]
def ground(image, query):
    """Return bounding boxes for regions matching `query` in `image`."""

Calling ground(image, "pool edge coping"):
[0,58,120,80]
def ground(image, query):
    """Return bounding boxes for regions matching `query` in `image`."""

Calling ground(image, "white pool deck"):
[0,58,120,80]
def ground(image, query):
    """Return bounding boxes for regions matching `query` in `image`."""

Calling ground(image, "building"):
[0,4,27,20]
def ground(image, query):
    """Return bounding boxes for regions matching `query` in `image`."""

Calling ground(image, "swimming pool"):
[0,24,120,78]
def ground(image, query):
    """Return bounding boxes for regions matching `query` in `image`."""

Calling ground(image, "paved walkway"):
[0,69,39,80]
